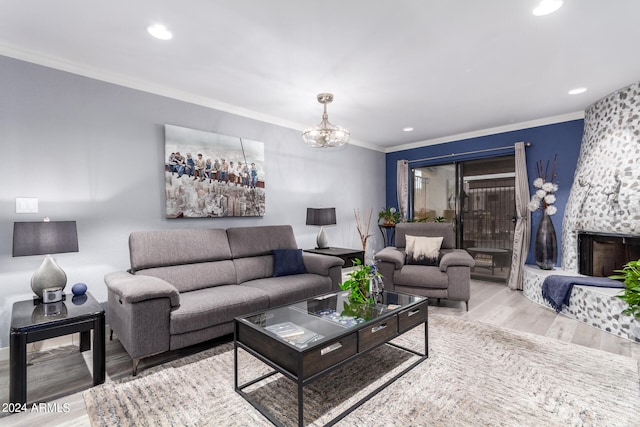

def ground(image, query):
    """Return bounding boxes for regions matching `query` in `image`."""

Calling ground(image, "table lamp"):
[12,219,79,302]
[306,208,336,249]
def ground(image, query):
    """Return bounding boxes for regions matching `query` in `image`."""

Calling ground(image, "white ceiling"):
[1,0,639,152]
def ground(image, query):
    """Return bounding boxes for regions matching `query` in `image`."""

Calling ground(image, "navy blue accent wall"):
[385,119,584,266]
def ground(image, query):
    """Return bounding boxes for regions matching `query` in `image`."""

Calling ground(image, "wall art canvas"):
[164,124,265,218]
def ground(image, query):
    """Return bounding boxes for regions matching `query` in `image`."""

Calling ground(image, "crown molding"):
[0,44,386,153]
[0,43,301,126]
[0,44,579,155]
[385,111,585,153]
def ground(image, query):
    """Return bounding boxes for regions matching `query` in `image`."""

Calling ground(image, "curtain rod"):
[407,142,531,164]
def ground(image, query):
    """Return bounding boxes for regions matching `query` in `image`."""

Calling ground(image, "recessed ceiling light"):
[533,0,563,16]
[403,127,414,132]
[568,87,587,95]
[147,24,173,40]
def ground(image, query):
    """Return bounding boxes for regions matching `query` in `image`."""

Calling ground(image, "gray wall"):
[0,56,385,348]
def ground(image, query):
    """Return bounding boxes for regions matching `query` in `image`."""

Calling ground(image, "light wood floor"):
[2,280,639,426]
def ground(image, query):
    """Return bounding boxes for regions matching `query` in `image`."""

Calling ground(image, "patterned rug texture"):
[83,313,640,426]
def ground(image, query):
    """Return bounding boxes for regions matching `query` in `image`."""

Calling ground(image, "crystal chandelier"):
[302,93,350,148]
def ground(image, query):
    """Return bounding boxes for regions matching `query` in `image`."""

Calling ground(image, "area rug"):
[83,313,640,426]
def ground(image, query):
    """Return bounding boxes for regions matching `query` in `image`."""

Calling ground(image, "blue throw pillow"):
[272,249,307,277]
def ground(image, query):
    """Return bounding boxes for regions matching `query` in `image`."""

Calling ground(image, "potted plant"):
[611,258,640,318]
[339,258,382,304]
[378,206,402,225]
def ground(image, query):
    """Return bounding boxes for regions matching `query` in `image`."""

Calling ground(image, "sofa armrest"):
[439,249,475,272]
[302,252,344,276]
[375,247,405,270]
[105,271,180,308]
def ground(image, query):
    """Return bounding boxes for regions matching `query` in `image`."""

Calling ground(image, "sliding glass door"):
[411,155,515,282]
[412,164,456,223]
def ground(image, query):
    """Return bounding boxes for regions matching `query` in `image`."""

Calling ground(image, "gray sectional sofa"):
[105,225,344,375]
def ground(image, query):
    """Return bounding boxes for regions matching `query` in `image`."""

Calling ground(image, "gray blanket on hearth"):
[541,275,624,313]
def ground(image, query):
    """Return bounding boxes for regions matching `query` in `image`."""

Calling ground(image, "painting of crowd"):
[167,153,262,188]
[164,125,265,218]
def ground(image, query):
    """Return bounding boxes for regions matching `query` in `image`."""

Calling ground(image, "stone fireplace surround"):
[562,81,640,272]
[524,81,640,341]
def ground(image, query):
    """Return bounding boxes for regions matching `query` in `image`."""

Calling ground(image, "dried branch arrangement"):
[354,208,374,253]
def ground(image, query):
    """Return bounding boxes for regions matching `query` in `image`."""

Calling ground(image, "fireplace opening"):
[578,232,640,277]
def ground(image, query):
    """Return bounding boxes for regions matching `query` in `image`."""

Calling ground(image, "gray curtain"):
[397,160,409,221]
[507,142,531,290]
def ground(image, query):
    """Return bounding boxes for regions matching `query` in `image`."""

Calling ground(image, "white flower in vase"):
[528,155,559,216]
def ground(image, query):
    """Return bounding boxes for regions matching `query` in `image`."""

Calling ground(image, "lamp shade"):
[13,221,79,257]
[13,221,79,300]
[306,208,336,227]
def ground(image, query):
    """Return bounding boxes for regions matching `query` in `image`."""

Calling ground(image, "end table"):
[9,292,105,405]
[304,247,364,268]
[378,224,396,247]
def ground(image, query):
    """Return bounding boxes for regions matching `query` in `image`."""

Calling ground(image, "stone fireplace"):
[524,80,640,342]
[562,81,640,273]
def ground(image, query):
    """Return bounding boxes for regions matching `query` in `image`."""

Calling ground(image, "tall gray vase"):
[535,211,557,270]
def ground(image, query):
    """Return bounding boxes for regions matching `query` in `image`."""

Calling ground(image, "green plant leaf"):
[611,258,640,318]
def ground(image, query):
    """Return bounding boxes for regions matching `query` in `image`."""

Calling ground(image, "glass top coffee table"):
[234,290,428,426]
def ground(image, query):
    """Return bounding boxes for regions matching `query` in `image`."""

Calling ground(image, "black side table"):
[10,292,105,405]
[304,247,364,268]
[378,224,396,247]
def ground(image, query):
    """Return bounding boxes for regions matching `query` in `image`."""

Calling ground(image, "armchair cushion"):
[406,235,443,266]
[439,249,476,272]
[376,247,405,269]
[273,249,307,277]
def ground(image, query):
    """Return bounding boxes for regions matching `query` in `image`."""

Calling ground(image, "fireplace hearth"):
[578,232,640,277]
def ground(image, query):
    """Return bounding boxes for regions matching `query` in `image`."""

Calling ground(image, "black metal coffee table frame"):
[234,291,428,427]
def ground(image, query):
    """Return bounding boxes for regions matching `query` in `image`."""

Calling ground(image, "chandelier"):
[302,93,350,148]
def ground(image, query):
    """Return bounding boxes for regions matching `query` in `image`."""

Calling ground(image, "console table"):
[9,292,105,405]
[304,247,364,269]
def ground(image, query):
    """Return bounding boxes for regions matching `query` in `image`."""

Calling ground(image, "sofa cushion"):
[273,249,307,277]
[129,229,231,272]
[241,274,332,307]
[227,225,298,258]
[394,265,448,288]
[233,256,273,284]
[170,285,270,335]
[137,260,236,293]
[406,235,443,266]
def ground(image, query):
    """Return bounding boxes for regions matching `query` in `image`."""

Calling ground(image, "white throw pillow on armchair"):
[405,235,443,266]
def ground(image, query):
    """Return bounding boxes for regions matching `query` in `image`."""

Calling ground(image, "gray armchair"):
[375,222,475,310]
